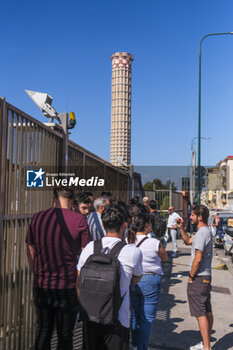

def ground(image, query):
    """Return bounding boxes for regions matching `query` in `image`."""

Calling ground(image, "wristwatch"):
[189,273,195,280]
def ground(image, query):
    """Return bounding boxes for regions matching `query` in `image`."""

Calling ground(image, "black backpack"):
[79,239,126,325]
[150,211,166,239]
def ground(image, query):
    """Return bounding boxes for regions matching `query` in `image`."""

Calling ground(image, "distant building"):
[110,52,134,166]
[205,156,233,209]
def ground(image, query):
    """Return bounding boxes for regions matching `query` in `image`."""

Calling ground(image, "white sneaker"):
[189,341,203,350]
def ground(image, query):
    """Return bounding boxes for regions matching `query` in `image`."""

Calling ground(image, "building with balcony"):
[206,156,233,209]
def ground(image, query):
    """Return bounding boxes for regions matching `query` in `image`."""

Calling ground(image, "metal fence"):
[144,189,183,217]
[0,98,129,349]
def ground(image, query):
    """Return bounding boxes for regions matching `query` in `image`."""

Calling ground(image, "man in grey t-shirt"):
[177,205,213,350]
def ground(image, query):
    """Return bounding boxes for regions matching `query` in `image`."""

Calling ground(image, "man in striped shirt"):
[87,197,110,240]
[26,186,91,350]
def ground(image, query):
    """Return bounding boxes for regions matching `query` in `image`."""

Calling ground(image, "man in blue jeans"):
[164,206,182,257]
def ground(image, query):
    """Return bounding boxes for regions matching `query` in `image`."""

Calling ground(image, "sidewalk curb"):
[212,250,229,270]
[212,262,228,270]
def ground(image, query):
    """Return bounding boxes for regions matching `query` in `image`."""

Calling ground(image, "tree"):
[143,181,153,190]
[164,180,177,191]
[143,178,177,191]
[160,195,169,211]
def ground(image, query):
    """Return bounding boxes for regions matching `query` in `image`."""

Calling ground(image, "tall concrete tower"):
[110,52,134,167]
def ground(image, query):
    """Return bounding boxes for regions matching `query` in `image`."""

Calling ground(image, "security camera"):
[25,90,59,120]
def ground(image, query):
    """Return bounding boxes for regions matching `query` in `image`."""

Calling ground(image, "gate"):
[144,189,184,218]
[0,98,129,349]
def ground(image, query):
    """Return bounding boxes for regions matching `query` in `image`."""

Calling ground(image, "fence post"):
[153,183,156,201]
[169,183,172,206]
[0,98,7,327]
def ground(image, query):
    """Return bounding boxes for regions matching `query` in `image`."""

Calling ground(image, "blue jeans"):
[130,274,161,350]
[164,228,177,253]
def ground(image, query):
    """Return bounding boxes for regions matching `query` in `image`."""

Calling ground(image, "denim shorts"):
[187,276,212,317]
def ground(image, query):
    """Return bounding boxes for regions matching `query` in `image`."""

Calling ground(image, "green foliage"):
[160,195,169,211]
[143,178,177,191]
[143,181,154,190]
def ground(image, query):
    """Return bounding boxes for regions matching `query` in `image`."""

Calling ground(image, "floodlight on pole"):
[25,89,76,168]
[25,89,76,131]
[114,156,128,167]
[25,90,59,121]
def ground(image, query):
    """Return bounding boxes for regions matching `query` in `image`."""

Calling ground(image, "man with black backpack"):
[77,204,143,350]
[149,200,167,242]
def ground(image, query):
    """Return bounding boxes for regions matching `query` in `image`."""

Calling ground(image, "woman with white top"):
[129,213,168,350]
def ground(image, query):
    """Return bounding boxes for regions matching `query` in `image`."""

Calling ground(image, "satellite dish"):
[25,90,59,120]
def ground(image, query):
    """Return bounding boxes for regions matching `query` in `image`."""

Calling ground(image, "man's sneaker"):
[171,252,177,258]
[189,341,203,349]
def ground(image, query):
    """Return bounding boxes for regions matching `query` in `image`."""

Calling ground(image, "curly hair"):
[101,204,125,233]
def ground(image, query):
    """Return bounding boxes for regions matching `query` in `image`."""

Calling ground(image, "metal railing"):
[0,98,129,349]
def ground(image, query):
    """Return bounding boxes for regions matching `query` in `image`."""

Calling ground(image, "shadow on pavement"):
[212,331,233,350]
[148,250,202,349]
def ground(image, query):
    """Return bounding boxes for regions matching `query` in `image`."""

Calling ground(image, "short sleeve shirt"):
[190,226,213,276]
[26,208,91,289]
[134,236,163,275]
[167,212,182,228]
[77,237,143,328]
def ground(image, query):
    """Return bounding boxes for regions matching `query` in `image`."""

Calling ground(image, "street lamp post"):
[191,137,211,152]
[190,137,211,206]
[197,32,233,205]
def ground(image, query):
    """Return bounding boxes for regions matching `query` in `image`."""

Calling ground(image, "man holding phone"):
[176,205,213,350]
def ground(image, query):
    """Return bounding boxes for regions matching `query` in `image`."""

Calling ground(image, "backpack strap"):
[136,236,149,247]
[109,241,126,258]
[94,239,102,254]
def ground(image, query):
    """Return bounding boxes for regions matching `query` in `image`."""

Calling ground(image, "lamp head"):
[25,90,59,120]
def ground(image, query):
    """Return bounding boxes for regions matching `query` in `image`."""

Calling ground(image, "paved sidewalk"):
[51,239,233,350]
[148,240,233,350]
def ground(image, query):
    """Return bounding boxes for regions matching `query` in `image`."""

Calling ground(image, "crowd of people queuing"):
[26,187,213,350]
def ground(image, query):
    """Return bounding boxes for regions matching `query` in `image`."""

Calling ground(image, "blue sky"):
[1,0,233,167]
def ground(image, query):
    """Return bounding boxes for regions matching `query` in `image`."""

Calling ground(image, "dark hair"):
[130,196,140,205]
[192,205,209,224]
[101,205,125,233]
[101,191,112,198]
[53,186,74,200]
[127,228,136,244]
[84,191,93,197]
[132,213,150,233]
[149,199,157,210]
[129,203,149,217]
[117,201,130,221]
[128,205,141,218]
[73,192,91,206]
[137,203,148,213]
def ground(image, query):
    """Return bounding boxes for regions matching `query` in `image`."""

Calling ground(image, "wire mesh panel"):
[84,155,105,197]
[68,144,83,173]
[172,191,183,215]
[118,173,128,203]
[105,166,119,199]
